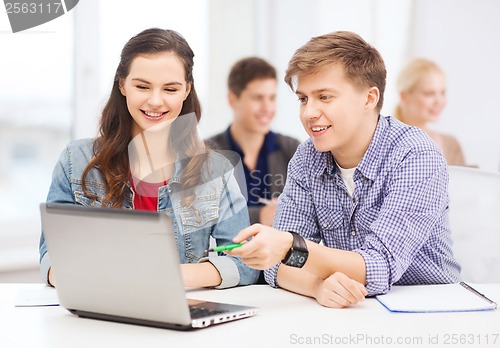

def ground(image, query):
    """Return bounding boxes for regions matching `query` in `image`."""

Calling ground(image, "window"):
[0,10,73,276]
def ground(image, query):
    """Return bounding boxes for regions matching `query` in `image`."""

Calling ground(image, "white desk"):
[1,283,499,348]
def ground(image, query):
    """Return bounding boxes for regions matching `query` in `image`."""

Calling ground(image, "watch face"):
[287,250,308,268]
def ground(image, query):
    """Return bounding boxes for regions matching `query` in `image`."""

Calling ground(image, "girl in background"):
[395,58,465,166]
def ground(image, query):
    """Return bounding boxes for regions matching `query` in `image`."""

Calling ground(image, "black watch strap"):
[289,231,307,252]
[281,231,309,268]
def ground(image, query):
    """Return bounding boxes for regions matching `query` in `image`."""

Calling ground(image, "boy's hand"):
[225,224,293,270]
[313,272,367,308]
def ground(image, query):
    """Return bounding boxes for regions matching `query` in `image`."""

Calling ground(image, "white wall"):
[409,0,500,170]
[203,0,256,138]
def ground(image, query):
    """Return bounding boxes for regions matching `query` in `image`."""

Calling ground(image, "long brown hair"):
[82,28,204,207]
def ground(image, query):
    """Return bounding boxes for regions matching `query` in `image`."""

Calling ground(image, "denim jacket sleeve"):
[39,141,81,284]
[202,154,259,288]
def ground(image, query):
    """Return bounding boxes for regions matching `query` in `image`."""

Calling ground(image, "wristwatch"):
[281,231,309,268]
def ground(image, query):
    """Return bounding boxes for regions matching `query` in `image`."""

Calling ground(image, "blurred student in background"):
[206,57,300,226]
[395,58,465,166]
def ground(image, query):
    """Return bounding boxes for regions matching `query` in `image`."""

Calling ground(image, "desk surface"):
[1,283,499,348]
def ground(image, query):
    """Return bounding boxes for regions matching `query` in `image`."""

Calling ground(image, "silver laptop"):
[40,203,257,330]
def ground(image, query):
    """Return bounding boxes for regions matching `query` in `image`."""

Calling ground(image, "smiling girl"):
[39,28,258,289]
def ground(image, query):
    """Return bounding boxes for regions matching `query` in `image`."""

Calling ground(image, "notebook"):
[376,283,497,313]
[40,203,258,330]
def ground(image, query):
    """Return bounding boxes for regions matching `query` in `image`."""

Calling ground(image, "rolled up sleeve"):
[199,256,240,289]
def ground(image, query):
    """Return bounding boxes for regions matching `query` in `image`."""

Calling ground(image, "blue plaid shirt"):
[264,115,461,295]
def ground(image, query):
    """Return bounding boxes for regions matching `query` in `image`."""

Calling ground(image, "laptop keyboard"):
[189,306,228,319]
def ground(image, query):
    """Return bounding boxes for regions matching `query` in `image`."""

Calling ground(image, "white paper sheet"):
[15,286,59,307]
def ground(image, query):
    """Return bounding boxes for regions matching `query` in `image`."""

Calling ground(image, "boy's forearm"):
[302,241,367,285]
[276,265,322,298]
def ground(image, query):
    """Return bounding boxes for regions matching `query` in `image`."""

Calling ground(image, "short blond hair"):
[284,31,386,112]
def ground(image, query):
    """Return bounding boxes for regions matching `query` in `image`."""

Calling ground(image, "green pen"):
[206,243,244,253]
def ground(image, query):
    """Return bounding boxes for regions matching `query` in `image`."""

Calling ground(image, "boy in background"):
[207,57,300,226]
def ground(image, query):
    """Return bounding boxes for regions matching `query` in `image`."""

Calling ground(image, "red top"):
[130,178,168,211]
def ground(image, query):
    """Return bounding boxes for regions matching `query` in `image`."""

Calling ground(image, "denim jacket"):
[39,138,259,288]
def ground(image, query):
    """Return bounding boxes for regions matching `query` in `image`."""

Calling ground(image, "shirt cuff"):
[263,263,280,288]
[354,249,391,296]
[198,256,240,289]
